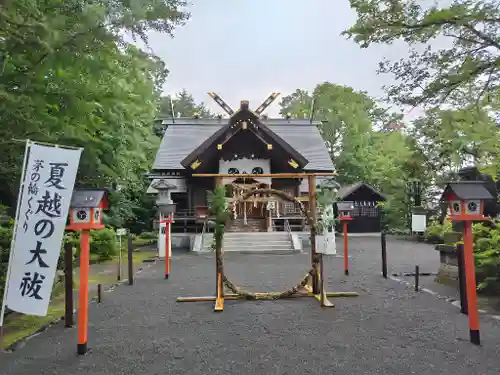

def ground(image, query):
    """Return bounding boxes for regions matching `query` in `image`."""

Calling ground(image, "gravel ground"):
[2,238,500,375]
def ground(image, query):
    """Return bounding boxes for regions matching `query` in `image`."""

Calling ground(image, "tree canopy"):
[0,0,189,224]
[343,0,500,107]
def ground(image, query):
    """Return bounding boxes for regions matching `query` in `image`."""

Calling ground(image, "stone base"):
[435,244,458,266]
[436,263,459,286]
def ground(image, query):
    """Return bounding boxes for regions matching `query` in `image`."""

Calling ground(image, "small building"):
[335,182,386,234]
[147,99,334,233]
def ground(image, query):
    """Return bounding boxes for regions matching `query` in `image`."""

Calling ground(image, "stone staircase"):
[226,218,263,232]
[197,232,297,254]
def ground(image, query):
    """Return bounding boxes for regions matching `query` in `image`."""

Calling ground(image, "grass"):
[1,298,66,350]
[1,250,157,350]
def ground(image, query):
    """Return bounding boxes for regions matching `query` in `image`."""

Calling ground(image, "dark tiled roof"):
[337,182,386,201]
[70,190,106,208]
[151,118,334,171]
[442,181,493,200]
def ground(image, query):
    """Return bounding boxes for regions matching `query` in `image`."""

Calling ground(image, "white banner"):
[158,221,166,258]
[5,143,82,316]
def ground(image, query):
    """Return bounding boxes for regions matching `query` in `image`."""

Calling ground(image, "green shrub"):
[138,231,157,240]
[473,220,500,293]
[0,207,12,302]
[90,228,118,261]
[424,219,452,243]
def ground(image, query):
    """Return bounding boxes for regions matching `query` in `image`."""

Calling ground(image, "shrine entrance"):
[227,178,269,219]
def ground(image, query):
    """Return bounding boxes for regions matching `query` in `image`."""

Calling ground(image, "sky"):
[144,0,421,119]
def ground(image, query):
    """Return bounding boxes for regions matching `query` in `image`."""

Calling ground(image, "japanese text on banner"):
[5,143,82,316]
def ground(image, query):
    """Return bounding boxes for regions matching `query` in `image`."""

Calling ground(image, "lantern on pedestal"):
[152,179,176,279]
[66,188,109,356]
[440,181,493,345]
[66,189,109,231]
[337,201,354,275]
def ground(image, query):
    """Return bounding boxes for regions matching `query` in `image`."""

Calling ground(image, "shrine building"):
[147,97,334,236]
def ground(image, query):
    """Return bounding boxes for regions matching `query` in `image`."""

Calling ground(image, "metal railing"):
[284,219,293,244]
[173,208,197,217]
[200,219,208,251]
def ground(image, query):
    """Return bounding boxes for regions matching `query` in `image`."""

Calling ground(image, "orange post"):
[77,229,90,355]
[343,221,349,275]
[165,216,170,279]
[463,221,480,345]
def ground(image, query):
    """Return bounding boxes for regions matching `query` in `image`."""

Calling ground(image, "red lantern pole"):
[164,214,174,279]
[339,215,352,276]
[463,220,480,345]
[343,221,349,275]
[77,229,90,355]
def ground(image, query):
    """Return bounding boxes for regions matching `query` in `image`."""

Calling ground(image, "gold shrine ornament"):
[191,159,202,170]
[288,158,299,169]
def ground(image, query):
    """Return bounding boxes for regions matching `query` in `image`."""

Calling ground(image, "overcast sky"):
[144,0,419,118]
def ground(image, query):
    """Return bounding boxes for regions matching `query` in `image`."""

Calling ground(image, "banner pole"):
[0,140,31,339]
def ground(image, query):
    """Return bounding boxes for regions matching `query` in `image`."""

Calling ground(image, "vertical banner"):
[5,143,82,316]
[158,219,166,258]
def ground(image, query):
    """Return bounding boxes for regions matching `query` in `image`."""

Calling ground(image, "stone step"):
[224,241,292,247]
[225,249,298,254]
[223,232,289,236]
[200,231,295,253]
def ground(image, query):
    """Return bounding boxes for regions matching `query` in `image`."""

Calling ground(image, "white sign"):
[116,228,127,236]
[411,214,427,233]
[158,220,166,258]
[5,143,82,316]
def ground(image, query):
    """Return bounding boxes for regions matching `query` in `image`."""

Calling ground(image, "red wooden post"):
[339,214,352,276]
[77,229,90,355]
[440,181,493,346]
[463,221,480,344]
[343,221,349,275]
[164,214,174,279]
[165,216,170,279]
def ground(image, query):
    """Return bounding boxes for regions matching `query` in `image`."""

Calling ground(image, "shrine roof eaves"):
[151,118,334,172]
[157,117,323,126]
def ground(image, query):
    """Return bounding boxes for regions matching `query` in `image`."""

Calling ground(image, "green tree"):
[343,0,500,106]
[158,89,215,118]
[0,0,189,212]
[410,104,500,177]
[280,83,425,230]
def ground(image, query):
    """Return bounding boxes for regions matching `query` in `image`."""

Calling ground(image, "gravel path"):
[2,238,500,375]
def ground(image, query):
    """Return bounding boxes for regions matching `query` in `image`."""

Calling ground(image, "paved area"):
[2,237,500,374]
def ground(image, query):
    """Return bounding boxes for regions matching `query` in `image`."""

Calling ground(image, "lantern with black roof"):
[337,201,354,275]
[65,187,109,356]
[337,201,354,221]
[440,181,493,221]
[439,180,493,346]
[66,188,109,231]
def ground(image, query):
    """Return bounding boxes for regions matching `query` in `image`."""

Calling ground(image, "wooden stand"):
[177,172,359,311]
[179,251,358,309]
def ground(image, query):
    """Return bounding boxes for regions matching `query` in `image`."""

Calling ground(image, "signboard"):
[116,228,127,236]
[4,142,82,316]
[412,214,427,233]
[158,221,166,258]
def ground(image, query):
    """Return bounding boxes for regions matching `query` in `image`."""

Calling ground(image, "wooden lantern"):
[66,189,109,230]
[337,201,354,221]
[440,181,492,222]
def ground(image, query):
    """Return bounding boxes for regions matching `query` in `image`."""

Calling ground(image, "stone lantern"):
[152,179,176,260]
